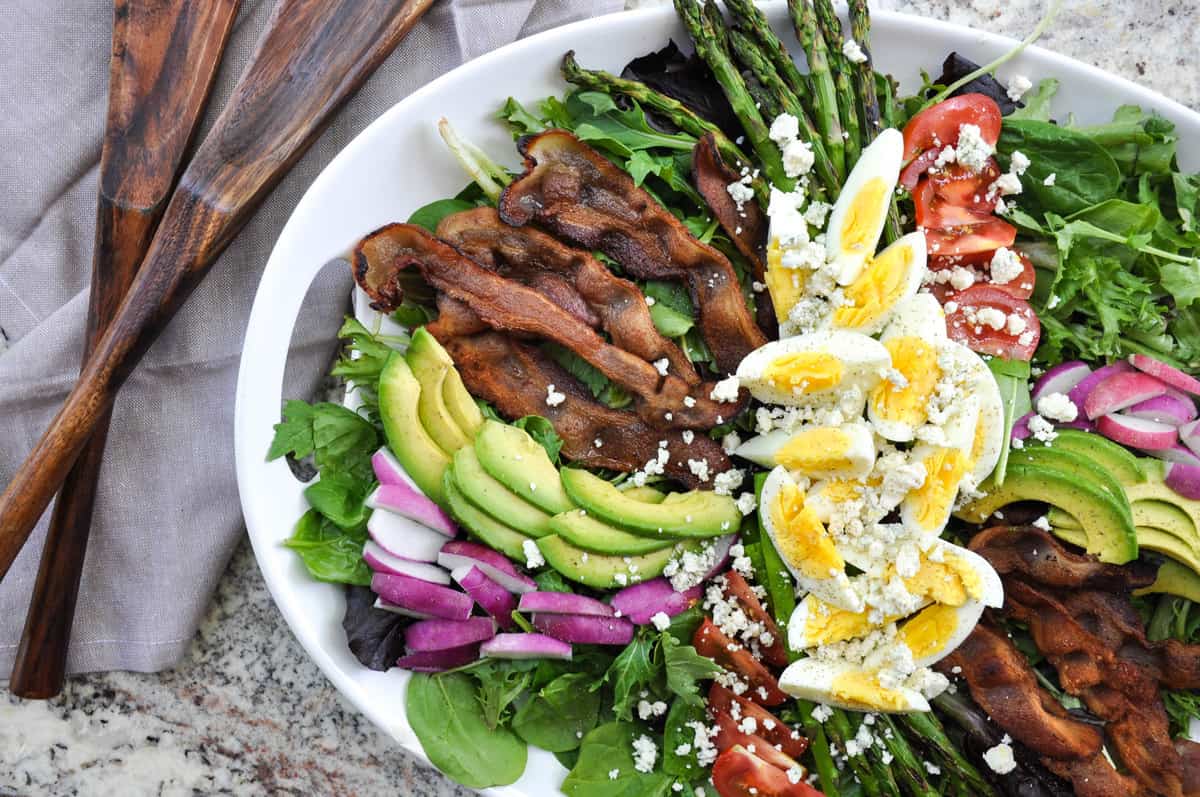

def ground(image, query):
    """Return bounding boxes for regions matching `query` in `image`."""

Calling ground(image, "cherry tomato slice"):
[900,147,940,191]
[928,159,1001,214]
[694,618,788,706]
[944,284,1042,360]
[709,683,810,759]
[986,250,1037,300]
[720,572,788,667]
[713,712,804,772]
[929,250,996,270]
[914,179,996,231]
[712,746,825,797]
[925,218,1017,257]
[902,93,1003,165]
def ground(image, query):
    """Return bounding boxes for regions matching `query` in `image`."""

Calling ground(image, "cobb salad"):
[266,1,1200,795]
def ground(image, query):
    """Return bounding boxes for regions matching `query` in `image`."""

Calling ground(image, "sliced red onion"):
[1130,353,1200,397]
[363,541,451,585]
[1031,361,1091,404]
[531,613,635,645]
[517,591,614,617]
[1097,413,1178,451]
[1067,361,1133,410]
[366,482,457,538]
[1083,372,1169,420]
[370,571,471,620]
[368,510,447,563]
[481,633,573,661]
[396,643,481,672]
[1166,462,1200,500]
[437,540,537,594]
[1124,392,1197,426]
[373,597,433,620]
[1012,411,1036,441]
[405,617,496,652]
[453,566,516,629]
[609,577,703,625]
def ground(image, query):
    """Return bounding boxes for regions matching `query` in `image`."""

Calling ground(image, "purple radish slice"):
[396,643,481,673]
[1130,353,1200,397]
[1166,462,1200,500]
[373,597,434,620]
[453,566,516,629]
[1124,392,1197,426]
[370,571,471,620]
[1067,361,1133,410]
[1097,414,1178,451]
[366,482,457,538]
[1031,361,1091,404]
[368,510,446,562]
[1012,411,1036,441]
[371,447,408,486]
[610,578,702,625]
[1181,420,1200,458]
[1142,443,1200,468]
[1083,372,1169,420]
[702,534,739,581]
[438,540,537,594]
[363,541,451,585]
[517,591,615,617]
[531,613,635,645]
[481,633,573,661]
[405,617,496,652]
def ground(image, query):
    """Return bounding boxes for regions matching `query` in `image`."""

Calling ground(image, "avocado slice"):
[1127,479,1200,542]
[452,446,553,537]
[1135,557,1200,602]
[1137,526,1200,574]
[561,468,741,539]
[442,470,532,561]
[475,420,574,515]
[619,487,667,504]
[1010,445,1130,506]
[378,352,450,504]
[1132,500,1200,557]
[550,509,678,555]
[536,534,688,589]
[958,461,1138,564]
[406,328,471,454]
[1030,429,1145,484]
[442,361,484,440]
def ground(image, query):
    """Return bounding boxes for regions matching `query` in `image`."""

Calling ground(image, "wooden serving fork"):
[0,0,434,684]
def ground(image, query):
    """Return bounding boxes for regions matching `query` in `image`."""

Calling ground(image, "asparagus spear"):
[876,715,938,797]
[744,71,784,122]
[901,711,993,793]
[826,709,882,797]
[786,0,845,180]
[674,0,794,191]
[848,0,882,138]
[722,0,810,102]
[793,701,841,797]
[811,0,862,167]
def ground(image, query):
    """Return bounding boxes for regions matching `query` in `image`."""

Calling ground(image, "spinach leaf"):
[406,673,528,788]
[562,723,673,797]
[543,342,632,409]
[662,698,708,779]
[513,672,603,752]
[342,585,406,670]
[665,605,705,645]
[284,510,371,586]
[643,280,696,338]
[997,119,1121,214]
[514,415,565,464]
[987,358,1031,487]
[407,198,477,232]
[1007,78,1059,122]
[303,470,372,529]
[534,569,575,593]
[661,633,721,709]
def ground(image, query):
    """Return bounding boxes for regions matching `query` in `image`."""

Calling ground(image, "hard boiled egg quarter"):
[831,231,928,336]
[868,294,948,442]
[778,657,931,713]
[734,421,876,480]
[824,128,904,286]
[736,331,890,407]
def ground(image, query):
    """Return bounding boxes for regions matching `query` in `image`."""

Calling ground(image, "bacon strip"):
[440,331,732,489]
[352,222,741,430]
[970,526,1158,591]
[436,207,698,383]
[498,129,766,374]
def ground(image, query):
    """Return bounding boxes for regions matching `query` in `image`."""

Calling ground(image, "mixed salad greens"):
[267,1,1200,795]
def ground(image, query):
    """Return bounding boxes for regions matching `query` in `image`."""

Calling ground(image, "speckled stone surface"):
[2,2,1198,796]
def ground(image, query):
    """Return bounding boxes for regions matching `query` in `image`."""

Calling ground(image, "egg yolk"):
[765,240,807,323]
[870,336,940,431]
[829,670,910,712]
[899,603,960,661]
[774,427,854,473]
[969,412,988,466]
[763,352,844,395]
[771,481,844,581]
[797,594,900,647]
[900,552,983,606]
[834,243,914,329]
[838,177,890,258]
[910,448,969,531]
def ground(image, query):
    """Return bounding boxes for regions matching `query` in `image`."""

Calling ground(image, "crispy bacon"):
[970,526,1158,591]
[498,129,767,374]
[436,207,698,383]
[352,222,742,430]
[439,331,732,489]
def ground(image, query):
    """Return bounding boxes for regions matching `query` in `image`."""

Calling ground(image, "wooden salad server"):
[8,0,242,699]
[0,0,434,603]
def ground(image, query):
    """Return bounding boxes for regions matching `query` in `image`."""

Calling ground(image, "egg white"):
[736,331,890,407]
[778,657,930,713]
[824,129,904,286]
[735,421,876,480]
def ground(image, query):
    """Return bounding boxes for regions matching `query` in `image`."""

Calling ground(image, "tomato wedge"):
[713,712,804,772]
[944,284,1042,360]
[900,147,939,190]
[928,159,1001,214]
[914,179,996,231]
[986,250,1037,300]
[694,618,788,706]
[925,218,1016,257]
[709,683,810,759]
[902,93,1003,166]
[712,746,824,797]
[720,572,788,667]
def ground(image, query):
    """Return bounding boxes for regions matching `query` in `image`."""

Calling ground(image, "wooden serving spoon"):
[0,0,434,616]
[8,0,242,700]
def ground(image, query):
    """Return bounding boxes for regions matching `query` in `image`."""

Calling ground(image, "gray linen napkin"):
[0,0,623,675]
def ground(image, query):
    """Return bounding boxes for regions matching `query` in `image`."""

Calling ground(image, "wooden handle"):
[0,0,433,584]
[8,0,240,700]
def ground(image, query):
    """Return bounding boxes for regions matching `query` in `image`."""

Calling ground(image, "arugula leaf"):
[408,198,477,232]
[406,673,528,788]
[1078,106,1177,177]
[284,510,371,586]
[987,358,1031,487]
[268,400,319,462]
[997,119,1121,215]
[469,660,538,730]
[1007,77,1059,121]
[497,97,547,136]
[661,632,721,708]
[605,632,662,721]
[562,723,673,797]
[514,415,565,464]
[513,672,603,752]
[330,317,395,391]
[567,92,696,158]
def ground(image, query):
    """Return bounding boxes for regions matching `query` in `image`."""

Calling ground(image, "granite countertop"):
[2,2,1197,795]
